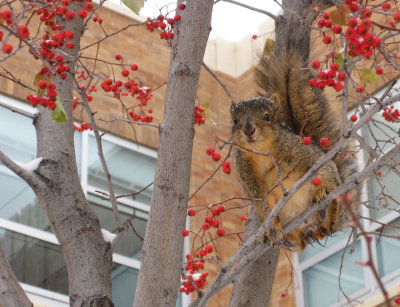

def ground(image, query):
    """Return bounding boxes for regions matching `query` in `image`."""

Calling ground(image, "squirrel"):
[231,54,360,251]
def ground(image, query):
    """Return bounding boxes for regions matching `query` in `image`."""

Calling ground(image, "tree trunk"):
[0,244,33,307]
[229,207,280,307]
[32,4,114,306]
[133,1,214,306]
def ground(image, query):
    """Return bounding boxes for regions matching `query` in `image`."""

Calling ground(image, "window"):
[0,94,159,306]
[294,100,400,307]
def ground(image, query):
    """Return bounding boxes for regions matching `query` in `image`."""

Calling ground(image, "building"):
[0,1,399,307]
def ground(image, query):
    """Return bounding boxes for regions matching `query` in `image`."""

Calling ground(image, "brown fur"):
[231,96,342,250]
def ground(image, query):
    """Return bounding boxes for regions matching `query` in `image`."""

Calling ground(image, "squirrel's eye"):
[263,113,270,122]
[233,119,238,125]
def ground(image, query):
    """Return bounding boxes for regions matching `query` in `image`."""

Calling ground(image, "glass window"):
[377,218,400,277]
[88,193,147,260]
[87,136,155,206]
[0,228,69,295]
[0,98,160,305]
[303,241,364,307]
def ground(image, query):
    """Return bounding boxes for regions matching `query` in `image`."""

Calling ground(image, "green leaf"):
[336,53,344,68]
[263,39,275,57]
[121,0,147,14]
[51,97,68,123]
[359,68,377,83]
[202,102,216,126]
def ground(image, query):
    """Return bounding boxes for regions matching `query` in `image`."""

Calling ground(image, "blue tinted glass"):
[377,218,400,277]
[304,241,364,307]
[87,136,156,206]
[0,104,81,231]
[299,228,352,263]
[88,193,147,260]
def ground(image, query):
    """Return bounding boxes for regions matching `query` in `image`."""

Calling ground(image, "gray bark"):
[229,207,280,307]
[32,5,114,305]
[133,1,214,306]
[0,244,32,307]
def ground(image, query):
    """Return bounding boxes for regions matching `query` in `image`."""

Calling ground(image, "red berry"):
[323,36,331,44]
[302,137,311,145]
[362,8,372,18]
[382,2,391,11]
[332,25,342,34]
[312,178,321,186]
[66,41,74,49]
[356,87,364,93]
[205,147,214,156]
[350,115,358,122]
[338,72,347,82]
[78,10,88,19]
[217,205,225,213]
[1,10,12,21]
[281,292,287,298]
[38,80,47,90]
[319,137,330,148]
[322,12,330,20]
[222,161,231,168]
[182,230,189,237]
[330,63,339,72]
[131,64,138,71]
[174,14,181,21]
[377,172,382,177]
[121,69,129,77]
[349,3,358,12]
[187,209,195,216]
[217,229,225,236]
[212,208,219,216]
[84,2,95,12]
[211,220,220,228]
[252,34,258,40]
[47,82,56,91]
[376,67,383,75]
[212,152,221,161]
[178,3,186,10]
[240,216,247,221]
[18,25,29,38]
[65,10,76,21]
[311,61,320,70]
[2,43,12,54]
[202,223,211,231]
[309,78,317,87]
[115,54,122,61]
[205,245,213,253]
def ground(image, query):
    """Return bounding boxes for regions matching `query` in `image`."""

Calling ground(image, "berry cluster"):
[309,61,347,92]
[145,3,185,40]
[205,147,221,161]
[128,110,153,123]
[382,105,400,122]
[180,252,208,294]
[302,136,330,148]
[27,78,58,110]
[194,105,205,125]
[221,161,231,174]
[202,205,225,233]
[73,122,93,132]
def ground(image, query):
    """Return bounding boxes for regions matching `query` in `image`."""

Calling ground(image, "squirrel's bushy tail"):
[256,53,360,230]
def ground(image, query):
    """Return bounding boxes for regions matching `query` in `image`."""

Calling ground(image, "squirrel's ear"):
[230,101,236,116]
[270,93,282,119]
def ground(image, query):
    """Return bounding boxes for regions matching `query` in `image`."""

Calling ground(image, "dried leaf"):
[336,53,344,68]
[263,39,275,57]
[202,102,216,126]
[330,5,350,26]
[359,68,377,83]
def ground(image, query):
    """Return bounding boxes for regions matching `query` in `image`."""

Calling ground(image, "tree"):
[0,0,400,306]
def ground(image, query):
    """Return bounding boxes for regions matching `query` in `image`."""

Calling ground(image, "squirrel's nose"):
[243,127,255,137]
